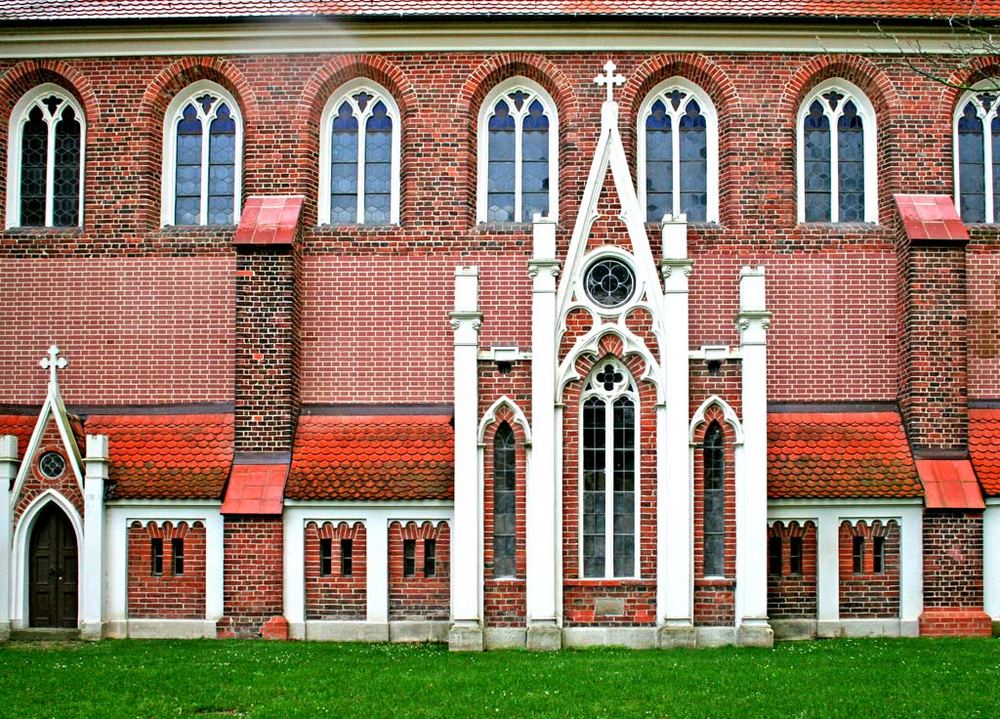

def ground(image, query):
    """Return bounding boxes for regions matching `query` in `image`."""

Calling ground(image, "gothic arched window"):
[6,85,84,228]
[703,421,725,577]
[493,422,516,578]
[955,83,1000,223]
[638,79,718,223]
[161,81,242,226]
[797,79,877,223]
[478,78,558,224]
[581,359,638,579]
[319,81,400,225]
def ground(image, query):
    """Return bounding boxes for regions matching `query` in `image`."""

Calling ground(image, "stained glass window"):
[13,88,84,228]
[582,362,638,579]
[703,422,725,577]
[585,257,636,309]
[493,422,517,578]
[800,83,874,223]
[483,83,554,223]
[323,85,398,225]
[168,86,240,226]
[955,87,1000,223]
[641,83,715,223]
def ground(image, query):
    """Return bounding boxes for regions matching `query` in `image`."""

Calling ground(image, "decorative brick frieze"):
[127,521,206,619]
[388,520,450,621]
[838,520,900,619]
[304,521,366,621]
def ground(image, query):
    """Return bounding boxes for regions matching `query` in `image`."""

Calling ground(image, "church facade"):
[1,1,1000,649]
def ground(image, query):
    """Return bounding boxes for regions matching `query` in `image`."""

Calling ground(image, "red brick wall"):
[127,520,206,619]
[838,520,900,619]
[220,517,284,637]
[767,521,817,619]
[922,511,984,609]
[13,421,84,524]
[304,521,366,621]
[234,245,300,452]
[562,341,656,627]
[388,521,450,621]
[967,237,1000,400]
[479,379,529,627]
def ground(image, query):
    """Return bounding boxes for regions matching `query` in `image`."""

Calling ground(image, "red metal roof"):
[286,413,453,501]
[970,408,1000,496]
[2,1,999,21]
[85,413,233,500]
[234,195,304,247]
[768,411,923,499]
[915,458,984,509]
[221,463,288,514]
[894,194,969,242]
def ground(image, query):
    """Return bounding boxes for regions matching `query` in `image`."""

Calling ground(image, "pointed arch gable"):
[478,395,531,445]
[690,395,744,445]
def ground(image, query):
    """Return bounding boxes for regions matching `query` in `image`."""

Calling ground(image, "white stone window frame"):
[575,246,645,319]
[318,78,401,226]
[953,80,1000,224]
[5,83,86,229]
[578,357,641,580]
[476,77,559,224]
[796,78,878,224]
[636,77,719,225]
[160,80,243,227]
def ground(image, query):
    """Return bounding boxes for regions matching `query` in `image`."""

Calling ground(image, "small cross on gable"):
[594,60,625,104]
[39,344,68,385]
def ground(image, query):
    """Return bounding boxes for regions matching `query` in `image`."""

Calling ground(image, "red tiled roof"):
[85,413,233,500]
[221,463,288,514]
[916,458,984,509]
[0,415,36,457]
[234,195,304,246]
[894,194,969,242]
[768,411,922,499]
[2,1,999,21]
[287,413,453,500]
[970,408,1000,495]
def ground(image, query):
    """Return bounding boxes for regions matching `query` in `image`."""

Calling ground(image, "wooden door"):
[29,504,78,628]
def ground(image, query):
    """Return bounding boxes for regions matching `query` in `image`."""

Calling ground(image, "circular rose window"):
[38,451,66,479]
[585,257,636,309]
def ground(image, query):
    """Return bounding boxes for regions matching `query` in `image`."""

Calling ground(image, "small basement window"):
[424,539,437,577]
[340,538,353,577]
[171,538,185,576]
[852,536,865,574]
[873,536,885,574]
[151,538,164,576]
[319,538,333,577]
[403,539,416,577]
[789,536,803,575]
[768,536,782,576]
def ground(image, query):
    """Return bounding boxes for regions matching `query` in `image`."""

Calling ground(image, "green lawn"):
[1,638,998,718]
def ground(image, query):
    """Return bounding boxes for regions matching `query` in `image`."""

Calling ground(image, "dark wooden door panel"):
[29,504,78,628]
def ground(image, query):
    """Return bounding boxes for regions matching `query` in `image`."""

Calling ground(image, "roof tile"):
[970,408,1000,496]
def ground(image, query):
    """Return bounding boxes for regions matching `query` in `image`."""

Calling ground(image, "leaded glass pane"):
[837,101,865,222]
[959,101,986,223]
[53,104,80,227]
[488,100,516,222]
[174,103,202,225]
[992,115,1000,222]
[582,397,606,578]
[331,101,359,224]
[646,100,673,222]
[364,101,392,223]
[493,423,517,578]
[585,258,635,308]
[612,396,635,577]
[19,105,47,226]
[703,422,725,576]
[679,100,708,222]
[207,104,236,224]
[521,100,550,221]
[804,100,831,221]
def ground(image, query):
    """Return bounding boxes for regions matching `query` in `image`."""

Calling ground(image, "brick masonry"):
[127,521,206,620]
[219,517,285,638]
[767,521,818,619]
[304,521,366,621]
[388,521,450,621]
[838,520,900,619]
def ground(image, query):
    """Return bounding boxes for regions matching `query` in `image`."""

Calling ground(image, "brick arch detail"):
[136,57,258,230]
[131,520,202,539]
[769,519,817,537]
[691,405,728,445]
[391,520,449,541]
[457,53,579,225]
[305,520,366,539]
[622,53,741,119]
[938,57,1000,119]
[841,518,898,537]
[780,54,899,121]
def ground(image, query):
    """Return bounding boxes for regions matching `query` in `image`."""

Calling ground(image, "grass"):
[1,638,999,718]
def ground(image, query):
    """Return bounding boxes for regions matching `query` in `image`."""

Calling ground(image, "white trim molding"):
[953,80,1000,224]
[796,78,878,224]
[160,79,243,227]
[636,77,719,224]
[477,76,559,224]
[5,83,85,229]
[318,78,401,226]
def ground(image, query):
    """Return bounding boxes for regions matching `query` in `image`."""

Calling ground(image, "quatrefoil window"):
[38,451,66,479]
[585,257,636,309]
[595,363,624,392]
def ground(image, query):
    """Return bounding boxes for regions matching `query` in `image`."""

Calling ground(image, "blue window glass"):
[493,423,517,578]
[645,99,672,223]
[959,101,986,223]
[487,99,516,222]
[612,396,635,578]
[331,100,359,224]
[364,100,392,224]
[19,105,47,226]
[174,103,203,225]
[521,99,549,222]
[207,103,236,225]
[703,422,725,577]
[803,100,831,222]
[837,100,865,222]
[53,105,81,227]
[582,396,606,579]
[679,100,708,222]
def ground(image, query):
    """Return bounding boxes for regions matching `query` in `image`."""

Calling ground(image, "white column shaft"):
[816,515,840,621]
[81,435,108,637]
[0,436,16,634]
[367,515,389,623]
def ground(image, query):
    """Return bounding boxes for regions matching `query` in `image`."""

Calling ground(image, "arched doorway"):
[28,503,78,628]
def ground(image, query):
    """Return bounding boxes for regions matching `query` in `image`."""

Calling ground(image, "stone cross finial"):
[594,60,625,104]
[40,344,68,385]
